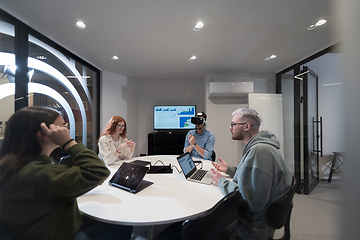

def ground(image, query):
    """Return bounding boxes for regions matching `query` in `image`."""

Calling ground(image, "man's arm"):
[184,132,193,153]
[202,133,215,159]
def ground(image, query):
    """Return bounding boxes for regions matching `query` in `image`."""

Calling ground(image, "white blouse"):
[98,134,134,165]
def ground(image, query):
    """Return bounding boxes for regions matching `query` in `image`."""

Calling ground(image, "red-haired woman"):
[98,116,135,165]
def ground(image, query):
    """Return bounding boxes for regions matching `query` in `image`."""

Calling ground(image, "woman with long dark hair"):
[0,107,131,240]
[97,116,135,165]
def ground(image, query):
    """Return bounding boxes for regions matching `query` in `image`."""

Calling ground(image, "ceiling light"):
[189,56,197,61]
[323,83,342,87]
[265,55,276,61]
[308,19,326,30]
[36,55,46,60]
[111,56,119,60]
[316,19,327,26]
[307,24,316,30]
[294,71,309,80]
[193,22,204,31]
[66,75,90,79]
[76,21,86,29]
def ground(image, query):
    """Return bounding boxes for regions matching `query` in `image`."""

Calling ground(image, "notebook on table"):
[109,162,153,193]
[176,152,213,185]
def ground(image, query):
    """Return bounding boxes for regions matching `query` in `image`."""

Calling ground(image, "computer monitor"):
[153,105,196,131]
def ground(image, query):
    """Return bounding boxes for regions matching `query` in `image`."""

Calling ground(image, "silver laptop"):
[109,162,153,193]
[176,152,213,185]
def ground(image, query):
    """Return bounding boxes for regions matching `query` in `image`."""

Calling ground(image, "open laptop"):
[176,152,213,185]
[109,162,153,193]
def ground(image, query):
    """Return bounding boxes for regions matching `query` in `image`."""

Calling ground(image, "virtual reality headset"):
[191,117,205,125]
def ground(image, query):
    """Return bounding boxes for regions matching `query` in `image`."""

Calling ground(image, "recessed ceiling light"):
[111,56,119,60]
[316,19,327,26]
[76,21,86,29]
[189,56,197,61]
[307,24,316,30]
[265,55,276,61]
[66,75,90,79]
[308,19,326,30]
[193,22,204,31]
[323,83,342,87]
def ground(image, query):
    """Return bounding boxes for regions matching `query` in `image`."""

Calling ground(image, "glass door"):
[302,66,320,194]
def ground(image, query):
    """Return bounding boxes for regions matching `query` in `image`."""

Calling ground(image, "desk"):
[77,155,225,239]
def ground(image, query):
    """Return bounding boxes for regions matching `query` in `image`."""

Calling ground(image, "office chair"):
[266,177,297,240]
[181,190,241,240]
[211,150,216,162]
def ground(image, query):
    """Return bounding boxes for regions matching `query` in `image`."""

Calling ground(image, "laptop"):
[176,152,213,185]
[109,162,153,193]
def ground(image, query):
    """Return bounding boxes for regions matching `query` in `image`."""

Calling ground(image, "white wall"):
[100,71,139,156]
[101,71,128,129]
[101,70,277,163]
[281,76,295,174]
[101,73,204,157]
[249,93,284,158]
[204,72,276,167]
[136,78,204,156]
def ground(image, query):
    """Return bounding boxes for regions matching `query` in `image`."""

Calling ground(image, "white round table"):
[77,155,226,239]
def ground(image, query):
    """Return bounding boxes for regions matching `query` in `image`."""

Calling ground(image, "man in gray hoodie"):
[211,107,292,240]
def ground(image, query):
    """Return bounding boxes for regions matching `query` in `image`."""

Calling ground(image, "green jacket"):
[0,143,110,240]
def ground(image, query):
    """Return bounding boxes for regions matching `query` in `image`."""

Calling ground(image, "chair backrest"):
[211,150,216,162]
[181,190,240,240]
[266,177,296,229]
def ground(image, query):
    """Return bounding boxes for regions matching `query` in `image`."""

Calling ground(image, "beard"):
[196,124,204,131]
[231,129,244,140]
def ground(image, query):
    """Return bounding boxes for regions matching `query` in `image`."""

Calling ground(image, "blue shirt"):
[183,129,215,160]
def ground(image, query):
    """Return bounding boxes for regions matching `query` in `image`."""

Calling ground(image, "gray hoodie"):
[218,130,292,240]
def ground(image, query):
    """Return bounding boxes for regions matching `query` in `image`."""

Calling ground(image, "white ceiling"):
[0,0,341,81]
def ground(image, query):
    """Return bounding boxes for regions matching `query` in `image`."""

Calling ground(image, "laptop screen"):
[109,162,148,191]
[177,153,196,176]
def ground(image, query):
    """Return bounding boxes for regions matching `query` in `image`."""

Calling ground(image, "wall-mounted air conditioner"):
[209,82,253,98]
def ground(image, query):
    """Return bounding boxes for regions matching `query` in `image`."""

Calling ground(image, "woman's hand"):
[126,140,136,151]
[40,122,76,150]
[117,142,128,152]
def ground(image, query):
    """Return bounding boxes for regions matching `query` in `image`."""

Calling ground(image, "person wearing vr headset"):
[183,112,215,160]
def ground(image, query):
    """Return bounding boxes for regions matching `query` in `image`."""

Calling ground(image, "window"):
[0,10,100,150]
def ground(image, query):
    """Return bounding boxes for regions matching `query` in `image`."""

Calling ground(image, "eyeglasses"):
[62,123,69,129]
[230,122,247,128]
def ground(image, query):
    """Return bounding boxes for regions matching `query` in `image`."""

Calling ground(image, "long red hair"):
[97,116,127,146]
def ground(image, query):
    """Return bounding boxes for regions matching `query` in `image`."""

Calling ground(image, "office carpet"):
[273,179,343,240]
[131,180,344,240]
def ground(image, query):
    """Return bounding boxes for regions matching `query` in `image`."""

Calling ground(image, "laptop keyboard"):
[190,169,207,181]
